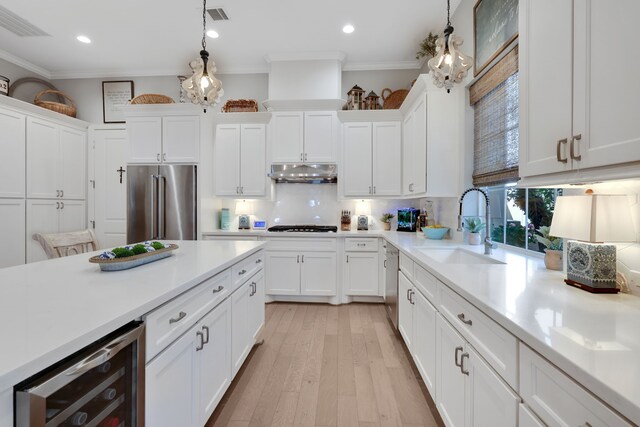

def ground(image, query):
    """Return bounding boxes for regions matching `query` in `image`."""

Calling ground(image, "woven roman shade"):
[471,46,519,187]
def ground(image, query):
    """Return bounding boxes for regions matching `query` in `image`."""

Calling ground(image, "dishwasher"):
[384,243,399,330]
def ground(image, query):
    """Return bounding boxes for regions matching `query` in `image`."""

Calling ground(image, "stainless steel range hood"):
[268,164,337,183]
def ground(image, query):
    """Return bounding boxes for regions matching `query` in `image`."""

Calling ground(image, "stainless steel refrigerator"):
[127,164,197,243]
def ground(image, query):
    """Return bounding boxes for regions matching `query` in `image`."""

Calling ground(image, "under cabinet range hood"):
[268,164,337,183]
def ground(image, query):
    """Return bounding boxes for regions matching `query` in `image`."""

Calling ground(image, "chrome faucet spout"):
[458,187,494,255]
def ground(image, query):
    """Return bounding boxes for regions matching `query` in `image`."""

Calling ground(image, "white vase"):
[468,232,481,245]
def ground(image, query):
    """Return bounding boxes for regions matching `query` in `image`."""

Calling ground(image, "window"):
[487,186,562,252]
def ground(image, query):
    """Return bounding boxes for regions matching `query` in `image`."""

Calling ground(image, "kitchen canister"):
[220,208,230,230]
[0,76,9,96]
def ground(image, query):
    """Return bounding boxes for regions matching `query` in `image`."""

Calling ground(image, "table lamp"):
[549,193,635,293]
[235,200,251,230]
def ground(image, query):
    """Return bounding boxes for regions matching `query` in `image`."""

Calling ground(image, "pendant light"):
[427,0,473,93]
[182,0,224,112]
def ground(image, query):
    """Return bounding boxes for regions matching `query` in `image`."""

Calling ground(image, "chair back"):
[33,229,99,259]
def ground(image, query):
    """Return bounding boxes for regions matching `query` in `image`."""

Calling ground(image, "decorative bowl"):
[89,244,178,271]
[422,227,449,240]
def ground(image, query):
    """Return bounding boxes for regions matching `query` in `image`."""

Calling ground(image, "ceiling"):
[0,0,461,79]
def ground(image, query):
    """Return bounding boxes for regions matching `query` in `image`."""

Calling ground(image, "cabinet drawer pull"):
[238,269,247,275]
[460,352,469,375]
[454,346,463,367]
[202,325,210,344]
[300,153,303,161]
[297,255,300,263]
[346,255,349,263]
[457,313,472,326]
[60,202,64,209]
[196,331,204,351]
[255,258,262,264]
[56,190,60,197]
[357,243,366,247]
[406,289,411,300]
[250,282,256,296]
[163,153,167,162]
[169,311,187,324]
[301,255,304,263]
[556,138,568,163]
[56,202,60,210]
[384,259,387,268]
[570,134,582,161]
[409,290,415,305]
[212,285,224,294]
[60,190,64,198]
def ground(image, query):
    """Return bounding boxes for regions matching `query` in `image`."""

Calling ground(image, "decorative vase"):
[544,249,563,271]
[468,232,481,245]
[383,222,391,231]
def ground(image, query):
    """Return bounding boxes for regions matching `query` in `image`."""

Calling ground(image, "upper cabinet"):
[0,107,26,198]
[519,0,640,181]
[270,111,337,163]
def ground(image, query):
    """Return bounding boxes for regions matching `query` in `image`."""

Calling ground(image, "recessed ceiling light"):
[342,24,354,34]
[76,35,91,44]
[206,29,219,39]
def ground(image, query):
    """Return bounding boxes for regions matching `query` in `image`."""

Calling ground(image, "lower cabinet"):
[231,279,252,376]
[248,270,265,341]
[344,251,379,296]
[398,271,414,351]
[265,251,337,296]
[0,199,25,268]
[412,288,437,396]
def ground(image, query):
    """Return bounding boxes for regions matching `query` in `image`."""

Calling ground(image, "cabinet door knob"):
[570,134,582,161]
[169,311,187,324]
[454,346,463,367]
[196,331,205,351]
[457,313,472,326]
[460,352,469,375]
[556,138,568,163]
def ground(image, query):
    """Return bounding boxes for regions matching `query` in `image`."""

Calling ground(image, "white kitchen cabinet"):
[270,111,337,163]
[0,108,25,198]
[436,314,466,427]
[248,270,265,341]
[231,280,252,376]
[0,199,25,268]
[403,95,427,195]
[265,250,337,296]
[412,288,437,396]
[26,199,86,262]
[265,251,301,295]
[520,0,640,179]
[59,126,87,200]
[398,271,414,351]
[127,115,200,164]
[342,121,401,197]
[214,124,266,197]
[344,252,379,296]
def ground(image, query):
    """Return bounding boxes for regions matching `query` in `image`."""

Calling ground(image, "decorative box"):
[566,240,617,290]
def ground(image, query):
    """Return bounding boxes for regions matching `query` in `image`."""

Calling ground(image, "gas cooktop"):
[267,225,338,233]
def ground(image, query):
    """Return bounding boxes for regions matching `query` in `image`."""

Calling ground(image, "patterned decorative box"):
[566,241,617,289]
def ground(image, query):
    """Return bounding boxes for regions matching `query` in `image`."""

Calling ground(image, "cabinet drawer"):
[413,263,438,305]
[145,270,231,362]
[520,344,632,427]
[519,404,544,427]
[438,284,518,389]
[232,250,264,290]
[265,237,337,252]
[344,238,378,252]
[399,252,414,281]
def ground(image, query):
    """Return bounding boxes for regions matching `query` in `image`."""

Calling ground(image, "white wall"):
[342,69,421,100]
[0,57,52,104]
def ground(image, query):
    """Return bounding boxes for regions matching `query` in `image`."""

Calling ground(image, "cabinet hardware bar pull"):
[56,202,60,210]
[238,269,247,275]
[163,153,166,162]
[300,153,303,161]
[157,153,160,162]
[301,255,304,263]
[373,186,376,194]
[556,138,568,163]
[410,290,415,305]
[570,134,582,161]
[297,255,300,263]
[304,153,307,161]
[212,285,224,294]
[56,190,60,197]
[196,331,205,351]
[454,346,463,367]
[60,202,64,209]
[169,311,187,324]
[460,352,469,375]
[61,190,64,197]
[256,258,262,264]
[202,325,210,344]
[346,255,349,263]
[240,186,243,194]
[457,313,472,325]
[384,259,387,268]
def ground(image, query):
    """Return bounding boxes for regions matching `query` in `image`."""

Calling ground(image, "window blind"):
[471,47,519,187]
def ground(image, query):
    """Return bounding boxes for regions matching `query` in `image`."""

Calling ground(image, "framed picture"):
[474,0,519,76]
[102,80,134,123]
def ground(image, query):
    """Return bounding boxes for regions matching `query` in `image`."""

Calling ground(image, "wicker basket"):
[130,94,174,104]
[34,90,77,117]
[221,99,258,113]
[381,88,409,110]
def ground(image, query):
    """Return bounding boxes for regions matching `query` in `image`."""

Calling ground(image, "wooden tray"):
[89,244,179,271]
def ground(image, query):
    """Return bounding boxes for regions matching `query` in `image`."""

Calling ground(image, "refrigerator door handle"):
[158,174,166,239]
[150,174,158,239]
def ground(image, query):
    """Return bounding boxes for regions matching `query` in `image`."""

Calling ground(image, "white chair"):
[33,229,99,259]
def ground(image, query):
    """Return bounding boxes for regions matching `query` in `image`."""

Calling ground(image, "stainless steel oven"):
[16,322,145,427]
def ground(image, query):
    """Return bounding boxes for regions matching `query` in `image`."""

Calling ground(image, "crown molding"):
[342,60,423,72]
[48,64,269,80]
[0,48,51,79]
[265,51,347,63]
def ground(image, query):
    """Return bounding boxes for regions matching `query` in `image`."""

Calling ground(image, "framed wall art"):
[102,80,134,123]
[474,0,519,76]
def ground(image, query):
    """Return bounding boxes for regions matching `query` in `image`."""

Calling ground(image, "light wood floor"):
[206,303,444,427]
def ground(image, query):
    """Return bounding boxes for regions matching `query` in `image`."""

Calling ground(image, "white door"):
[398,271,414,351]
[248,270,265,341]
[271,112,303,163]
[573,0,640,169]
[92,129,128,248]
[26,199,59,263]
[163,116,200,163]
[0,199,25,268]
[465,346,519,427]
[300,252,337,296]
[27,117,59,199]
[412,289,437,396]
[231,281,251,376]
[402,113,415,195]
[411,98,427,195]
[519,0,574,177]
[265,251,300,295]
[304,111,336,163]
[59,126,86,200]
[344,252,379,296]
[343,122,373,197]
[146,325,197,427]
[197,299,232,425]
[436,314,466,427]
[214,124,241,196]
[59,200,86,233]
[128,116,162,163]
[0,108,25,198]
[240,124,266,197]
[372,122,402,196]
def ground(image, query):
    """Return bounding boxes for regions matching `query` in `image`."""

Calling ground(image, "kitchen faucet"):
[457,187,496,255]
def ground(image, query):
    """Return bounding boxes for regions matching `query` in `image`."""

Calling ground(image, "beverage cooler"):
[15,322,144,427]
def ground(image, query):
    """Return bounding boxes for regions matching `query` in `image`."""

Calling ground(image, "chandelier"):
[427,0,473,93]
[182,0,224,111]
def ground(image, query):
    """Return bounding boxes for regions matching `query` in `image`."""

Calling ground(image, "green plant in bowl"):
[464,217,486,233]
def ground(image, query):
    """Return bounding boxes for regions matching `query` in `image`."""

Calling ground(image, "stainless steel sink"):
[416,248,506,265]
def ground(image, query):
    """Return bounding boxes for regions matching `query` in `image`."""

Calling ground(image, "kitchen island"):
[0,240,265,427]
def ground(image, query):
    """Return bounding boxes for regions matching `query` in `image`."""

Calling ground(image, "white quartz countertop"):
[0,240,265,391]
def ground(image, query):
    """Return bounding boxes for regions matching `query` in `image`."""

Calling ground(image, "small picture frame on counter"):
[102,80,134,123]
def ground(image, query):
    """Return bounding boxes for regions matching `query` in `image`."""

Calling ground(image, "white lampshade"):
[234,200,251,215]
[549,195,635,242]
[355,200,371,216]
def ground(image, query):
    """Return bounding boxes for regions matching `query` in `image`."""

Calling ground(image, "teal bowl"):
[422,227,449,240]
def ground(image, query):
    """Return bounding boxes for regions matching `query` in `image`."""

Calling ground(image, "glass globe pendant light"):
[427,0,473,93]
[182,0,224,112]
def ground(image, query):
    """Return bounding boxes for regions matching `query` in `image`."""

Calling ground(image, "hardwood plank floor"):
[206,303,444,427]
